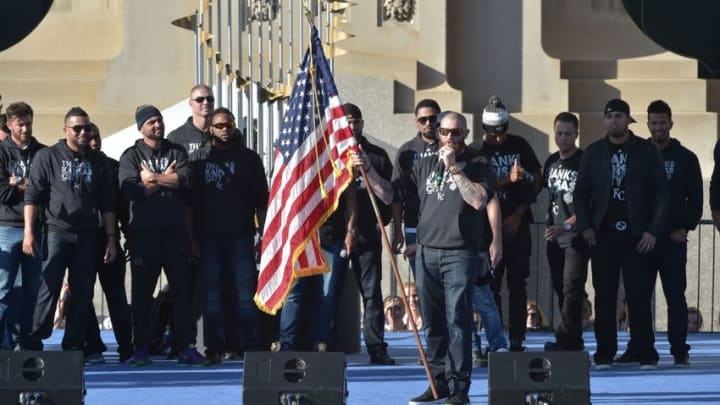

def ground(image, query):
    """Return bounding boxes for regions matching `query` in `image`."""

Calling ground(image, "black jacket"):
[709,140,720,211]
[0,136,46,226]
[167,118,208,154]
[574,132,669,237]
[119,138,191,232]
[657,138,702,233]
[25,140,114,232]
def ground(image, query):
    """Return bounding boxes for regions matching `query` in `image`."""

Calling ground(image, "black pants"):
[592,230,657,363]
[129,230,195,348]
[349,249,385,351]
[28,230,99,351]
[77,239,132,357]
[491,228,531,343]
[652,236,690,356]
[547,237,589,350]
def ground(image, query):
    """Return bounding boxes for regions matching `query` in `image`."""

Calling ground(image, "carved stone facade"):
[383,0,414,22]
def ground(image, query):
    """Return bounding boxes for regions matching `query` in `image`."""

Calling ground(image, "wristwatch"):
[563,222,572,232]
[448,165,461,175]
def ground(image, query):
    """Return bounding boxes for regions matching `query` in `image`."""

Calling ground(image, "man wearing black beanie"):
[119,105,204,366]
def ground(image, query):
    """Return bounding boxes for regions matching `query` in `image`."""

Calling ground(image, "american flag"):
[254,26,356,315]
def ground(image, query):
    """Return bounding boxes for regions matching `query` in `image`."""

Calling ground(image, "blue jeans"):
[315,241,346,346]
[201,237,259,352]
[415,244,477,392]
[471,255,507,352]
[405,231,417,278]
[278,241,346,349]
[277,274,322,349]
[0,226,42,350]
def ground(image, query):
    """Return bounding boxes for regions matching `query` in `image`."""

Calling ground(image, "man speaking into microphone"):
[403,111,495,405]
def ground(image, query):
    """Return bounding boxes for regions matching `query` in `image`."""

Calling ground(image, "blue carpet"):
[39,330,720,404]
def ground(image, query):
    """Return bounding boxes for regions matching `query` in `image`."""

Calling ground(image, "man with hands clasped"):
[574,98,669,370]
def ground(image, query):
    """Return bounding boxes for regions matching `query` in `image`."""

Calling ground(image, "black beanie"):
[135,105,162,129]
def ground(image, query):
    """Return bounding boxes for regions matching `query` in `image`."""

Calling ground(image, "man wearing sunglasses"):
[187,108,268,364]
[23,107,117,354]
[0,102,46,351]
[406,111,495,405]
[167,84,215,154]
[391,99,441,277]
[119,105,204,366]
[478,96,542,353]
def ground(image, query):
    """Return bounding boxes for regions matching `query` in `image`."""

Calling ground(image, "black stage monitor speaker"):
[0,350,85,405]
[243,351,346,405]
[488,351,590,405]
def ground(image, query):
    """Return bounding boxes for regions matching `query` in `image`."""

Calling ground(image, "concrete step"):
[0,61,106,81]
[561,57,698,80]
[568,79,707,112]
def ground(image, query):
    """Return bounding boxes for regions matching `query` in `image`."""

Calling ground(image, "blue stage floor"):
[43,330,720,404]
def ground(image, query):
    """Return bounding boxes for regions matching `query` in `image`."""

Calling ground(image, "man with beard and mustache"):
[574,98,669,370]
[406,111,495,405]
[614,100,701,368]
[119,105,204,366]
[22,107,117,353]
[0,102,45,351]
[391,98,441,275]
[187,108,268,364]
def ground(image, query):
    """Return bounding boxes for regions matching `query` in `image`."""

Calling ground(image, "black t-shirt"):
[391,134,438,228]
[479,134,541,225]
[413,147,496,249]
[354,135,393,252]
[544,149,583,246]
[603,140,629,232]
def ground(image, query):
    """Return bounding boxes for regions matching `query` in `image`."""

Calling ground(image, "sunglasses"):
[192,96,215,104]
[417,115,437,125]
[212,122,235,130]
[66,124,93,134]
[438,127,466,137]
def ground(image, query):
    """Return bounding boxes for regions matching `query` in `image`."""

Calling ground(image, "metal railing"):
[526,219,719,333]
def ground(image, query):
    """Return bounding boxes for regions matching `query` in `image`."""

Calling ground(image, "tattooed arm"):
[450,169,489,210]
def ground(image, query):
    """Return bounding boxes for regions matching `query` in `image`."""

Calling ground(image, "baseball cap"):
[604,98,636,123]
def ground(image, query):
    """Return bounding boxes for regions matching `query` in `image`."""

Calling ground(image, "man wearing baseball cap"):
[477,96,543,352]
[574,98,669,370]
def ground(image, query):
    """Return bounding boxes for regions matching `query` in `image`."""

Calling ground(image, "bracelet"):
[347,228,357,236]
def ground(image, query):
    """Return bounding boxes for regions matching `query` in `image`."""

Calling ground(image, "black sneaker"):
[369,348,396,365]
[673,354,690,368]
[409,384,449,404]
[509,341,526,352]
[614,350,639,366]
[472,350,488,368]
[594,356,613,370]
[443,391,470,405]
[544,341,559,351]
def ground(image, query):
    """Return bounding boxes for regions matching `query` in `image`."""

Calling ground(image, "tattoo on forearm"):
[454,173,481,206]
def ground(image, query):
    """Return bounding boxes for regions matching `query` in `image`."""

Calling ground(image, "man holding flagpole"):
[404,111,495,405]
[255,24,357,326]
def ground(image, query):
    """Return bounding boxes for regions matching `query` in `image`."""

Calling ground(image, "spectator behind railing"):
[687,306,703,332]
